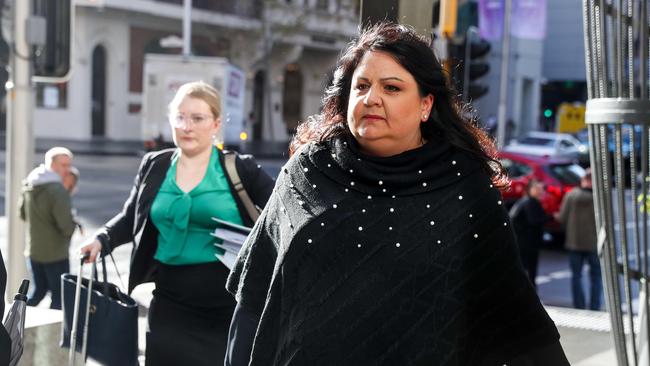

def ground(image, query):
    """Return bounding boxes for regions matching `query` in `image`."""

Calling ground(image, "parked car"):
[503,131,585,161]
[572,129,590,167]
[498,151,586,245]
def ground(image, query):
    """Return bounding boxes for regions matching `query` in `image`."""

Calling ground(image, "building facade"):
[540,0,587,132]
[473,36,544,140]
[470,0,587,139]
[33,0,359,144]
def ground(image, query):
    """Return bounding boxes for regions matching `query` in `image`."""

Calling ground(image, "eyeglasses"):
[169,113,214,128]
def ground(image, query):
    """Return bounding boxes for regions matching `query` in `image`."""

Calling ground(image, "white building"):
[34,0,359,145]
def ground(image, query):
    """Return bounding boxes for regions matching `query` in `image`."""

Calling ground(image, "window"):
[547,164,585,185]
[36,82,67,109]
[315,0,328,11]
[519,136,555,147]
[559,139,575,149]
[282,64,303,133]
[500,158,532,179]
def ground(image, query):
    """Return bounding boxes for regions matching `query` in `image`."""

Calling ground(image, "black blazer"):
[95,148,275,293]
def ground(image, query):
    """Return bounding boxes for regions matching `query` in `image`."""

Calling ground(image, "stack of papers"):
[211,217,251,270]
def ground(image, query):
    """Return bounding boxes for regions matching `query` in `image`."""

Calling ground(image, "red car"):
[498,151,586,241]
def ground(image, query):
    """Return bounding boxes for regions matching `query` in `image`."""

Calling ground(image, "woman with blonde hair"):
[80,81,274,365]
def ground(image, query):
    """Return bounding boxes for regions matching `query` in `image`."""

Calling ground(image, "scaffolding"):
[583,0,650,365]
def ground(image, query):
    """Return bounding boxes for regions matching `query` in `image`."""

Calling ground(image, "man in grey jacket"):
[20,147,76,309]
[557,169,602,310]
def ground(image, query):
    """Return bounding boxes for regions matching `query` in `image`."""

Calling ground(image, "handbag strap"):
[99,255,109,296]
[79,254,109,295]
[87,253,126,296]
[223,152,260,222]
[108,252,126,291]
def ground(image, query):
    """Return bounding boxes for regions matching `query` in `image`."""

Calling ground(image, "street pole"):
[182,0,192,57]
[496,0,512,149]
[6,0,34,301]
[263,6,275,142]
[462,26,478,104]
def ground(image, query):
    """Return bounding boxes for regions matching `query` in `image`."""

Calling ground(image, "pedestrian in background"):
[79,81,274,365]
[62,166,80,195]
[225,23,569,366]
[63,166,84,236]
[20,147,76,309]
[557,169,602,310]
[510,179,551,290]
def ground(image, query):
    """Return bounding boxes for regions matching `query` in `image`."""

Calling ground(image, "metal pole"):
[496,0,512,149]
[462,26,478,104]
[182,0,192,57]
[263,5,275,142]
[639,1,650,363]
[6,0,34,303]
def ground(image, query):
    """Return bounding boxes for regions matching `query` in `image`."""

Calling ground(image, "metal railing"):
[583,0,650,365]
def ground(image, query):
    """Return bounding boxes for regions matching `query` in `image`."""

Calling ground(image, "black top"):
[95,148,275,293]
[227,136,561,365]
[510,196,550,250]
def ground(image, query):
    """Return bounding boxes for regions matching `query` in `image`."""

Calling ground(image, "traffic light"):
[463,37,490,101]
[449,34,491,102]
[544,108,553,118]
[32,0,72,80]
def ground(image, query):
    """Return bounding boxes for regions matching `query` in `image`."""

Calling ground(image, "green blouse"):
[150,147,243,265]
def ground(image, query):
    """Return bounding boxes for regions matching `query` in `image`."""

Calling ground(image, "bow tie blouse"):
[150,147,243,265]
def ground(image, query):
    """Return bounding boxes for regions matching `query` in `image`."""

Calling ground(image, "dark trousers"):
[26,258,69,309]
[569,250,602,310]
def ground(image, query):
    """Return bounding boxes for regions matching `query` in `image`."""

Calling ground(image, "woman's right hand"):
[79,238,102,263]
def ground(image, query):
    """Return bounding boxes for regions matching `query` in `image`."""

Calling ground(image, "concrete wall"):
[543,0,585,81]
[475,37,544,141]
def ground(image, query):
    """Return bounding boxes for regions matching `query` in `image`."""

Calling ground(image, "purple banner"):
[479,0,504,40]
[479,0,547,40]
[512,0,547,39]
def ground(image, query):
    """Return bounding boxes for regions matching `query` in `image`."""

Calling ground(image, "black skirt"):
[145,261,236,366]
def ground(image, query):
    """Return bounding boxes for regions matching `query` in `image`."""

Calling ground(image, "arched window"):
[282,64,303,133]
[91,45,107,137]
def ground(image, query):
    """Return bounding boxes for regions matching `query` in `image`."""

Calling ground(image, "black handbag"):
[60,255,139,365]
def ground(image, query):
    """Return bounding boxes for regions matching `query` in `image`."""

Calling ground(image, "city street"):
[0,150,620,365]
[0,151,584,309]
[0,0,641,364]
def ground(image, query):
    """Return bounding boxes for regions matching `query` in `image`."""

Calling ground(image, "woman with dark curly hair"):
[225,23,569,366]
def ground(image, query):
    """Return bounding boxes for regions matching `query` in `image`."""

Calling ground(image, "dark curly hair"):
[289,22,507,188]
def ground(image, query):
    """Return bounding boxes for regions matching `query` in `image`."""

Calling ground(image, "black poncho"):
[227,135,559,366]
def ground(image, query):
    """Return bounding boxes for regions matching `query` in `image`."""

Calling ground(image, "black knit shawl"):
[227,136,559,366]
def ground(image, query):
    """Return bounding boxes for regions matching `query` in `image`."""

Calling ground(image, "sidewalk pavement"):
[0,216,619,365]
[548,306,617,365]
